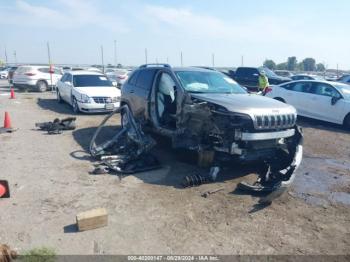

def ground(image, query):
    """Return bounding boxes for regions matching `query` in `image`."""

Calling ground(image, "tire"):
[120,104,129,128]
[36,80,48,92]
[344,114,350,130]
[274,97,285,103]
[72,97,80,114]
[56,90,63,103]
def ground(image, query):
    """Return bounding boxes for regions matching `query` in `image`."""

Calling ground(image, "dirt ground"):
[0,80,349,255]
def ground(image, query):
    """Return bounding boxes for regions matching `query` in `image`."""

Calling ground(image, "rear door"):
[282,81,313,116]
[132,69,157,117]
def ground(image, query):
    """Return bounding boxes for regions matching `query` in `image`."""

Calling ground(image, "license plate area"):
[105,103,114,110]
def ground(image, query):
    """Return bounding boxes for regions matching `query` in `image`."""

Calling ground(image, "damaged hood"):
[191,93,296,115]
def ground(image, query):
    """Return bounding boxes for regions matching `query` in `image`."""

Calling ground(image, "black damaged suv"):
[120,64,302,166]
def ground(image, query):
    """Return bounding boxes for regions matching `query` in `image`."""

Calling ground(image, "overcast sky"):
[0,0,349,69]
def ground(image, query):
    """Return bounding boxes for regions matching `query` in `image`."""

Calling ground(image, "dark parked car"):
[337,74,350,85]
[231,67,291,92]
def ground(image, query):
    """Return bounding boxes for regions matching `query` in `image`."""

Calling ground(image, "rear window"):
[236,68,258,77]
[73,75,113,87]
[128,71,139,85]
[38,68,50,73]
[136,69,156,90]
[16,67,32,74]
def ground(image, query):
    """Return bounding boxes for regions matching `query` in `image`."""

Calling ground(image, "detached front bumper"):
[237,126,304,203]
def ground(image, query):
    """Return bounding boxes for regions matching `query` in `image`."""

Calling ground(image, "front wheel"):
[72,97,80,114]
[344,114,350,130]
[57,89,63,103]
[120,104,130,128]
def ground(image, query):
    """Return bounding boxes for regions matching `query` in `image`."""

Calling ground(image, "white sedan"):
[265,80,350,129]
[56,71,121,113]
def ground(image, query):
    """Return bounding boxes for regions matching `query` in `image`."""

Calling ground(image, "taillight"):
[25,72,36,76]
[265,87,272,93]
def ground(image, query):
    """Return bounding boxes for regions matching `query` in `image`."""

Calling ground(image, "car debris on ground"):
[201,187,224,198]
[35,117,76,134]
[90,105,161,174]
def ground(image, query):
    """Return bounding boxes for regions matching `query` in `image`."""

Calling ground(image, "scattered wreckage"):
[89,106,302,203]
[89,65,304,202]
[35,117,76,134]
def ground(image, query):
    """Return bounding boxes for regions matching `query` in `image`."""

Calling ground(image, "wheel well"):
[36,79,48,85]
[274,97,285,103]
[343,113,350,125]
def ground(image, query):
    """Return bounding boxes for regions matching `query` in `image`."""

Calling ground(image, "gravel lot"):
[0,79,349,255]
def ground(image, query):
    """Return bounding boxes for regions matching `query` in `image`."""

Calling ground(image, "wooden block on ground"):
[76,208,108,231]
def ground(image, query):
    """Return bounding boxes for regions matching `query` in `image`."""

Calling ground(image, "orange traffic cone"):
[0,180,10,198]
[10,87,15,99]
[3,112,11,129]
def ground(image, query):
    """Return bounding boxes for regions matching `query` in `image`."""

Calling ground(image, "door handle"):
[129,90,134,93]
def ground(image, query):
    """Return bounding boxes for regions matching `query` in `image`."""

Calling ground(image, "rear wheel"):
[344,114,350,130]
[37,80,48,92]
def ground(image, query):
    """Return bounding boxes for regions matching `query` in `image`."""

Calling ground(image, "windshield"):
[259,67,279,78]
[73,75,113,87]
[334,83,350,100]
[176,71,247,94]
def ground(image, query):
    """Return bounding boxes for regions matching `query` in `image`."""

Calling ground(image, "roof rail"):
[139,63,171,68]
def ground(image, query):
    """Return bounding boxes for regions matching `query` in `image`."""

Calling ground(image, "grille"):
[254,113,296,130]
[92,97,111,104]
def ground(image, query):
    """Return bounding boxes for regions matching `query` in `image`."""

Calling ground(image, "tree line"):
[263,57,326,72]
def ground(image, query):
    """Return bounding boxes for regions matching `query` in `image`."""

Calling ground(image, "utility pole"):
[4,46,8,64]
[145,48,148,64]
[241,55,244,66]
[13,51,17,64]
[336,63,339,78]
[180,51,183,67]
[101,45,104,73]
[114,40,117,67]
[212,53,215,67]
[47,42,53,91]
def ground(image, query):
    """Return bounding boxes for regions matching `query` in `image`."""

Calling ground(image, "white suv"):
[13,65,62,92]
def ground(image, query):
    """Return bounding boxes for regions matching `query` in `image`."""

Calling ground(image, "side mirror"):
[331,96,341,105]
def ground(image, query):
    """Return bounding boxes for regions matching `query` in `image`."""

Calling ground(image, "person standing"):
[258,70,269,93]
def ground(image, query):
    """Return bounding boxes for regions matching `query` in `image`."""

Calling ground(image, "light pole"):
[145,48,148,64]
[114,40,117,67]
[180,51,183,67]
[13,51,17,64]
[47,42,53,91]
[101,45,104,73]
